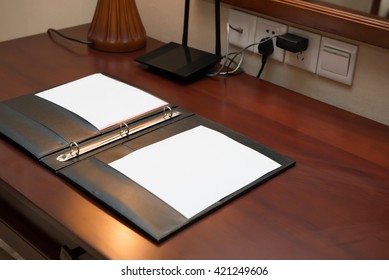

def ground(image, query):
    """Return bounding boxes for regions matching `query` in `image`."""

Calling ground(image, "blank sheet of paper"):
[36,73,167,130]
[109,126,281,219]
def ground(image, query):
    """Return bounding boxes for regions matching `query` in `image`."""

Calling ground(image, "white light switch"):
[321,46,350,76]
[317,37,357,85]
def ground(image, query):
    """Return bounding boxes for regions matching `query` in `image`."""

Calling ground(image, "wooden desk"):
[1,25,388,259]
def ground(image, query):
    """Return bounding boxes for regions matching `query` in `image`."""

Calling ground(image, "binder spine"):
[57,107,180,162]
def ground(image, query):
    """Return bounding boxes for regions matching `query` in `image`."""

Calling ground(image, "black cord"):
[47,28,93,45]
[257,55,268,78]
[256,37,274,78]
[224,35,279,77]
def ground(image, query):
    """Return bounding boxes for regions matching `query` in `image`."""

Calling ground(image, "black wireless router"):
[135,0,222,79]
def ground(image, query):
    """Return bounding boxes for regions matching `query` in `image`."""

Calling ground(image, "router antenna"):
[182,0,190,46]
[215,0,221,56]
[182,0,221,55]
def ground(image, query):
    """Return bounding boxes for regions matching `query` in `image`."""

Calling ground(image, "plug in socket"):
[255,17,287,62]
[284,27,321,73]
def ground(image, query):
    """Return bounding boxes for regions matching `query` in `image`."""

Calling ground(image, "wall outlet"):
[228,9,256,51]
[284,27,321,73]
[255,17,288,62]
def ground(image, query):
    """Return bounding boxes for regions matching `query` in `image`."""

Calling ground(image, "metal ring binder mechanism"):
[69,142,80,157]
[120,122,130,137]
[57,106,180,162]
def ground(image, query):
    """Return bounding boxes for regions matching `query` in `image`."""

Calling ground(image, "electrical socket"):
[284,27,321,73]
[255,17,288,62]
[228,9,256,51]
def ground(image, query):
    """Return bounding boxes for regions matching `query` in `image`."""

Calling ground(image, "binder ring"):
[163,106,173,119]
[120,122,130,136]
[69,142,79,156]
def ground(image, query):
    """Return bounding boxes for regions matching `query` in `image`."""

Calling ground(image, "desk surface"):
[1,25,388,260]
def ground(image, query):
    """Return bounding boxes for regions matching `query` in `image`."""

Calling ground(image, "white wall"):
[320,0,389,15]
[0,0,97,42]
[380,0,389,17]
[0,0,388,126]
[318,0,372,13]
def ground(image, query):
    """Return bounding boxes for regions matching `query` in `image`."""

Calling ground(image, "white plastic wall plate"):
[317,37,358,85]
[284,26,321,73]
[228,9,256,51]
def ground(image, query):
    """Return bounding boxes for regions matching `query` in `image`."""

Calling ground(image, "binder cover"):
[0,74,295,242]
[0,74,182,171]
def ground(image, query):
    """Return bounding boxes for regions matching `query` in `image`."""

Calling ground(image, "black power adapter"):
[276,33,308,53]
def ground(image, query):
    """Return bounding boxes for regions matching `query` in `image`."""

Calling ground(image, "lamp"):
[88,0,146,52]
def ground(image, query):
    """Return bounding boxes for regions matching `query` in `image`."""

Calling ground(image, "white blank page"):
[36,73,168,130]
[109,126,281,219]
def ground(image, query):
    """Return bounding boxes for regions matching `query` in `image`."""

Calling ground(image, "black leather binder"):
[0,74,295,242]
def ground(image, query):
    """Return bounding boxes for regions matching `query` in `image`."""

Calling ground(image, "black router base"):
[135,42,221,80]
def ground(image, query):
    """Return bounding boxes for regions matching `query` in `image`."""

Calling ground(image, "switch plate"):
[284,27,321,73]
[321,46,350,76]
[228,9,256,51]
[317,37,358,85]
[255,17,288,62]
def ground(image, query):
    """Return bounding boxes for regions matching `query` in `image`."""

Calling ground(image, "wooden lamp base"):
[88,0,146,52]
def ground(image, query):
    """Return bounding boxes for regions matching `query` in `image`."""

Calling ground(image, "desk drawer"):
[0,179,95,259]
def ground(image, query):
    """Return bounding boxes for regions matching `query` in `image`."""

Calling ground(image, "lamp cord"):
[47,28,93,45]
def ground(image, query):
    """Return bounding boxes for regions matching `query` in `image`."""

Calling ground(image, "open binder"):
[0,73,295,241]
